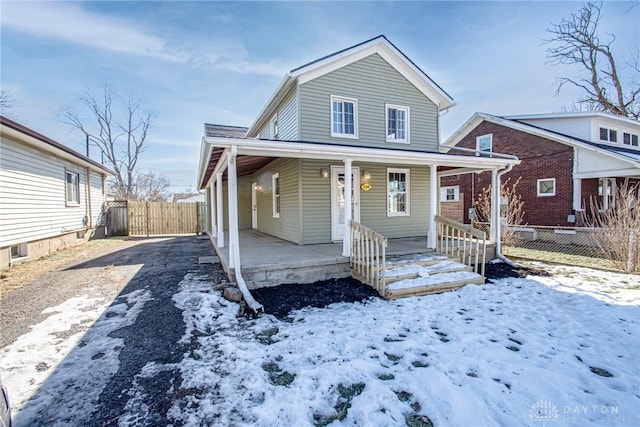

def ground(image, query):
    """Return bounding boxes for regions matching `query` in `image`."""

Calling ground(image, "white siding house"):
[0,115,113,268]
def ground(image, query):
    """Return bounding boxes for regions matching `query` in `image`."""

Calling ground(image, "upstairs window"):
[599,127,618,143]
[386,104,409,143]
[476,134,493,155]
[331,95,358,138]
[270,114,279,140]
[623,132,639,147]
[66,170,80,206]
[387,168,410,216]
[272,173,280,218]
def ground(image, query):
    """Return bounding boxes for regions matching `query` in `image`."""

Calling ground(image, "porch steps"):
[381,253,485,299]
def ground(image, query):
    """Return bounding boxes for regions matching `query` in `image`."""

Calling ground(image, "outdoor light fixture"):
[362,170,371,180]
[321,169,329,178]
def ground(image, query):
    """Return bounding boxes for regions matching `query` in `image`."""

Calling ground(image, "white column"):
[573,177,582,212]
[209,183,217,237]
[427,165,438,249]
[216,172,224,248]
[342,159,352,257]
[228,146,240,270]
[490,169,500,244]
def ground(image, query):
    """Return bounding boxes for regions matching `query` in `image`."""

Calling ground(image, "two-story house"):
[441,112,640,226]
[196,36,519,304]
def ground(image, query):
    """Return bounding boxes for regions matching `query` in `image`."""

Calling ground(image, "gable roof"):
[443,112,640,167]
[246,35,455,137]
[1,115,114,175]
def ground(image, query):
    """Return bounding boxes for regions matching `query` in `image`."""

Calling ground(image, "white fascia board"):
[507,112,640,128]
[197,137,212,188]
[246,75,294,137]
[295,40,454,111]
[437,167,493,177]
[574,168,640,179]
[441,112,486,148]
[202,137,519,169]
[2,125,113,175]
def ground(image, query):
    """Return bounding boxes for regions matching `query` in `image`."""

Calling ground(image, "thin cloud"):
[0,2,285,76]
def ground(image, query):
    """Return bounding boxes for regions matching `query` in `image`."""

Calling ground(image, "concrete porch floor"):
[212,230,432,289]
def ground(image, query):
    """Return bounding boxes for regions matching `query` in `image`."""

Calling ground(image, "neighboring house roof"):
[506,111,640,127]
[442,112,640,168]
[246,35,455,138]
[204,123,248,138]
[176,194,205,203]
[0,115,114,175]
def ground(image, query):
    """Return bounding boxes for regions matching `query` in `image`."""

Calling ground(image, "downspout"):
[493,164,518,267]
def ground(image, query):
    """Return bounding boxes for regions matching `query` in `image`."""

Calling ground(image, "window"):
[623,132,639,147]
[66,170,80,205]
[440,186,459,202]
[598,178,616,210]
[599,127,618,143]
[387,168,410,216]
[270,114,279,140]
[386,104,409,143]
[10,243,28,260]
[331,95,358,138]
[272,173,280,218]
[476,134,492,155]
[537,178,556,197]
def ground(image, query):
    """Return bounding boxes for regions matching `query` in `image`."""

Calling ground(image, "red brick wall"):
[441,121,576,226]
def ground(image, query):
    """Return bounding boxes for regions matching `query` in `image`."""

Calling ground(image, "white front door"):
[251,182,258,230]
[331,166,360,241]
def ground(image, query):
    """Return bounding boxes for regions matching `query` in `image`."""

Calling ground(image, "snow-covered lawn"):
[2,263,639,426]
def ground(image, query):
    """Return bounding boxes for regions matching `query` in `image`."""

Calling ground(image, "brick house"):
[440,112,640,226]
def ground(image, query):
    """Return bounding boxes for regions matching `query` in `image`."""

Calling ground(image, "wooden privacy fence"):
[106,201,206,236]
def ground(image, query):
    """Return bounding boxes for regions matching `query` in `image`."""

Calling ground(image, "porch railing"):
[435,215,486,276]
[350,220,387,295]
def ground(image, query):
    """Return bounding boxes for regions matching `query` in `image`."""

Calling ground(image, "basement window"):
[10,243,28,261]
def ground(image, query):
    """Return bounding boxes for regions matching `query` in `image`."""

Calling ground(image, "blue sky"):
[1,1,638,193]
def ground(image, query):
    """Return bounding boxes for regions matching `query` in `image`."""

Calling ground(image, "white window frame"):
[599,127,618,143]
[385,104,410,143]
[387,168,410,217]
[476,134,493,155]
[440,185,460,202]
[272,173,280,218]
[330,95,358,139]
[65,169,80,206]
[622,132,639,147]
[598,178,616,210]
[537,178,556,197]
[270,113,279,140]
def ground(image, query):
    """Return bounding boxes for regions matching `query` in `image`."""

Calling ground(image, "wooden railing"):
[435,216,486,276]
[350,220,387,295]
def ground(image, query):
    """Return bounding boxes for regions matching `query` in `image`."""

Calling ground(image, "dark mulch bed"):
[485,261,551,280]
[251,277,379,318]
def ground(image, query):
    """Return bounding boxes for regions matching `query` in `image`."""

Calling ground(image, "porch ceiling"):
[202,146,275,186]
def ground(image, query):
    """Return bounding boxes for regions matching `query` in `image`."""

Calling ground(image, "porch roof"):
[198,136,520,189]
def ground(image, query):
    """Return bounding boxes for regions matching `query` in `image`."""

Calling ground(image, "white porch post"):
[209,183,217,237]
[427,164,437,249]
[216,172,224,248]
[572,177,582,212]
[228,147,239,270]
[342,159,353,257]
[490,169,500,244]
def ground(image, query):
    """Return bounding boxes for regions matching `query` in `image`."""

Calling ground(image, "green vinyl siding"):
[253,158,301,243]
[256,85,298,140]
[220,176,253,231]
[300,159,431,244]
[299,53,439,151]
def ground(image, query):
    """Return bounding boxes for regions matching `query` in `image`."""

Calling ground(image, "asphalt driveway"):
[0,236,216,426]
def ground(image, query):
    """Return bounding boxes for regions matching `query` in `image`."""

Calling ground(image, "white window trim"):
[385,103,410,144]
[440,185,460,202]
[622,132,639,147]
[598,178,616,210]
[476,134,493,155]
[330,95,359,139]
[537,178,556,197]
[599,126,619,143]
[65,169,81,206]
[272,173,280,218]
[270,113,278,140]
[387,168,410,217]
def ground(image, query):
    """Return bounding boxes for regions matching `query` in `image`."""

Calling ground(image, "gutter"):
[493,163,519,267]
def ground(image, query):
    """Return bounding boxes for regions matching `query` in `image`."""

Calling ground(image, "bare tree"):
[474,177,526,246]
[545,1,640,119]
[0,89,17,118]
[61,85,157,200]
[131,171,171,202]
